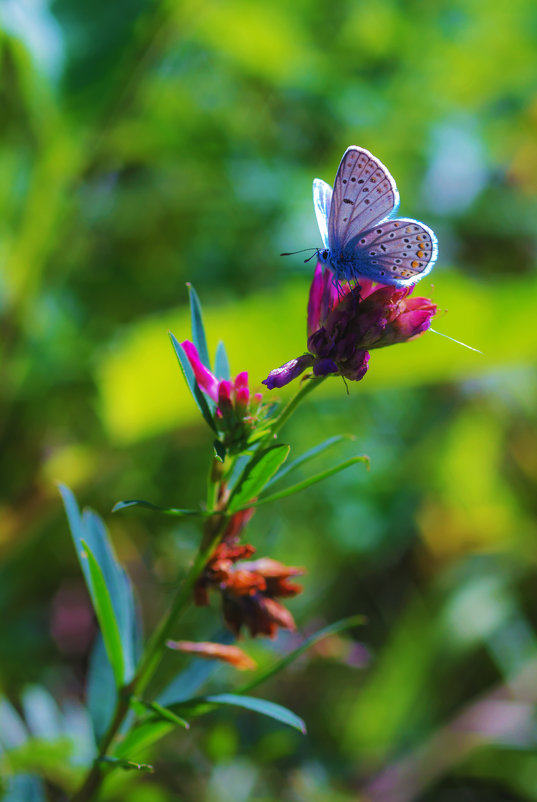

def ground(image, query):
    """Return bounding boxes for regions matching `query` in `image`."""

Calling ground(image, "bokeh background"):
[2,0,537,799]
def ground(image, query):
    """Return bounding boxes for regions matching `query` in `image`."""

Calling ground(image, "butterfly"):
[313,146,438,287]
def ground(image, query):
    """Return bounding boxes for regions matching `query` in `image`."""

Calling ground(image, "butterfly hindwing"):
[345,218,438,285]
[312,178,332,250]
[328,146,400,252]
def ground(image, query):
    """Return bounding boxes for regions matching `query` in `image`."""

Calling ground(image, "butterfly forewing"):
[345,218,438,284]
[312,178,332,250]
[328,147,399,252]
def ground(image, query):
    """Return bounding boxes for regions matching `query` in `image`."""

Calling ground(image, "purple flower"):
[263,264,437,389]
[181,341,266,452]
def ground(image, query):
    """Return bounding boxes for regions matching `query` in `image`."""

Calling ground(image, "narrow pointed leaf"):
[138,699,189,729]
[248,456,370,509]
[213,439,227,462]
[80,539,125,687]
[229,445,290,511]
[265,435,353,489]
[187,283,211,370]
[202,694,306,734]
[88,634,117,743]
[112,499,202,516]
[238,615,366,694]
[59,485,139,682]
[113,721,173,760]
[169,332,217,431]
[214,340,230,380]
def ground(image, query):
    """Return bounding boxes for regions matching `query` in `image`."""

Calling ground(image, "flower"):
[181,341,266,453]
[194,510,304,639]
[263,263,436,389]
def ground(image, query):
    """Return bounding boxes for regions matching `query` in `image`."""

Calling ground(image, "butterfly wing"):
[312,178,332,250]
[344,218,438,286]
[328,146,400,252]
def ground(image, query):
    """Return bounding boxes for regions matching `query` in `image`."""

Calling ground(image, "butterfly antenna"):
[280,247,318,257]
[429,328,483,354]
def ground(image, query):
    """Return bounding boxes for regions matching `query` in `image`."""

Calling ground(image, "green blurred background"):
[2,0,537,799]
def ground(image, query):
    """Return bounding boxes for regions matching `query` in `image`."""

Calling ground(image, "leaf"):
[187,283,211,371]
[59,485,139,682]
[228,445,290,511]
[264,435,353,489]
[21,686,63,741]
[1,774,46,802]
[169,332,217,432]
[112,499,202,516]
[80,539,126,687]
[83,510,139,681]
[100,755,154,772]
[189,694,306,734]
[214,340,230,380]
[137,700,189,730]
[113,721,174,760]
[238,615,366,694]
[0,698,29,749]
[213,439,227,462]
[249,456,370,509]
[87,634,117,744]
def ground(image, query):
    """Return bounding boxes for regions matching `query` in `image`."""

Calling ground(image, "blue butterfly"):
[313,146,438,287]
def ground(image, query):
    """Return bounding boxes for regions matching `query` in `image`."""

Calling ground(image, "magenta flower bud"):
[235,385,250,413]
[218,379,233,405]
[181,340,219,401]
[234,371,249,390]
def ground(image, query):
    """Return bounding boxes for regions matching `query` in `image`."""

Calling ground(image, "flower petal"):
[181,340,219,401]
[262,355,315,389]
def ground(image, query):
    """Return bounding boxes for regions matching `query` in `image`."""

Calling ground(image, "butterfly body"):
[313,146,438,287]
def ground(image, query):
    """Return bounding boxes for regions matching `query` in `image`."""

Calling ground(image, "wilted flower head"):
[195,509,303,639]
[263,264,436,389]
[181,341,267,453]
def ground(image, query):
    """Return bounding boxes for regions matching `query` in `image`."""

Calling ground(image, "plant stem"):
[70,380,325,801]
[71,505,229,802]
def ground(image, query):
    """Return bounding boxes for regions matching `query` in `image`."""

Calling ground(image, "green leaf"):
[264,435,353,489]
[213,439,227,462]
[0,698,29,749]
[250,456,370,508]
[100,755,154,773]
[21,686,63,742]
[198,694,306,734]
[113,721,174,760]
[238,615,366,694]
[112,499,202,516]
[87,634,117,744]
[137,700,189,730]
[80,539,126,687]
[214,340,230,380]
[228,444,290,511]
[169,332,217,432]
[59,485,139,682]
[187,283,211,370]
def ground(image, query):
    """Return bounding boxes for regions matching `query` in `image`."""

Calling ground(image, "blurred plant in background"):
[2,0,537,800]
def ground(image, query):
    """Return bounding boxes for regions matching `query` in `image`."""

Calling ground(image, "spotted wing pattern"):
[312,178,332,250]
[328,146,399,252]
[345,218,438,285]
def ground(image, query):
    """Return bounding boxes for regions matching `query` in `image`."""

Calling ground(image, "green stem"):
[70,381,325,800]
